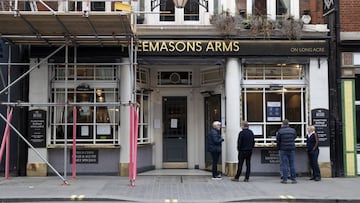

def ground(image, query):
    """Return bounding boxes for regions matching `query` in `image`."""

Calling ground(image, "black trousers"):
[308,149,321,179]
[211,151,221,178]
[235,150,252,179]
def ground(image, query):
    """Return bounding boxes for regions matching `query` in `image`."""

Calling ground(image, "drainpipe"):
[328,0,344,177]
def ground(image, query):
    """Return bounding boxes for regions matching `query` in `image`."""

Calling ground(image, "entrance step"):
[138,169,211,176]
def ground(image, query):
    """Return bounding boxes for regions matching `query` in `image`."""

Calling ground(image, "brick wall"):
[300,0,324,24]
[340,0,360,32]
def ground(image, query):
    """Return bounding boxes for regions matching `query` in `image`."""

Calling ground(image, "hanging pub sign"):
[28,109,46,147]
[323,0,335,17]
[311,108,330,146]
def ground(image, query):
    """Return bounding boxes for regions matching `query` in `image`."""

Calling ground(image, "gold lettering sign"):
[138,40,240,53]
[137,40,328,56]
[290,47,325,53]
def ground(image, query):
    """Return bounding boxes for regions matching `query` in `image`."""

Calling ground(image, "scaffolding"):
[0,0,138,185]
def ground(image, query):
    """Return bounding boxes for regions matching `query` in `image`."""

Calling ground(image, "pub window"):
[244,64,304,80]
[137,92,150,144]
[242,63,307,145]
[253,0,267,16]
[91,2,105,11]
[160,0,175,21]
[69,1,82,11]
[239,0,299,20]
[184,0,199,21]
[53,65,117,81]
[137,68,149,86]
[51,87,119,145]
[276,0,290,19]
[157,71,192,86]
[242,87,306,144]
[50,65,119,146]
[354,75,360,150]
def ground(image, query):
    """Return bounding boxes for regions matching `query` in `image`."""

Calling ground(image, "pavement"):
[0,170,359,203]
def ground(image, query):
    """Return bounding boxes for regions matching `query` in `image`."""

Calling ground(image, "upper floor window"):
[237,0,299,20]
[91,1,105,11]
[160,0,175,21]
[184,1,199,21]
[160,0,199,22]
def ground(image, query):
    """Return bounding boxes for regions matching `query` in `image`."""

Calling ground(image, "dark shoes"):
[281,179,297,184]
[310,177,321,181]
[231,178,249,182]
[212,174,222,180]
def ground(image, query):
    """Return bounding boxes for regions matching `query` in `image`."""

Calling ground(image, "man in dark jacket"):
[276,119,297,184]
[207,121,224,180]
[231,121,255,182]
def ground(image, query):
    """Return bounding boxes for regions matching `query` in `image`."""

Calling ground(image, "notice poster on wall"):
[28,109,46,147]
[267,102,281,121]
[311,108,330,146]
[170,118,178,128]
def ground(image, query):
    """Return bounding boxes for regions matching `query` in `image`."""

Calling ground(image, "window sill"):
[47,144,121,149]
[255,143,306,148]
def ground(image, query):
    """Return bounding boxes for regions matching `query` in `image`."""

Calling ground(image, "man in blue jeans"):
[276,119,297,184]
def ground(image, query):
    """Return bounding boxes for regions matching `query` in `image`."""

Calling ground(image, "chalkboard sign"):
[28,109,46,147]
[261,149,280,164]
[311,108,329,146]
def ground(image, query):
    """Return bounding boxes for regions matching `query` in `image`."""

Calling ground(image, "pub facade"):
[0,0,338,177]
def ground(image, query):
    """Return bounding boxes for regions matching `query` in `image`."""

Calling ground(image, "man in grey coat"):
[276,119,297,184]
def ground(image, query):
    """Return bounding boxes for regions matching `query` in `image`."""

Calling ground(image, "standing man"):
[276,119,297,184]
[231,121,255,182]
[207,121,224,180]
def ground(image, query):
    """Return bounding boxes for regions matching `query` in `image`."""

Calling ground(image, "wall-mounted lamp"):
[301,10,311,24]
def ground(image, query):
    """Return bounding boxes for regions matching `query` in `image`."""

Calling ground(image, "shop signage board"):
[138,40,329,56]
[311,108,330,146]
[70,149,99,164]
[261,149,280,164]
[28,109,46,147]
